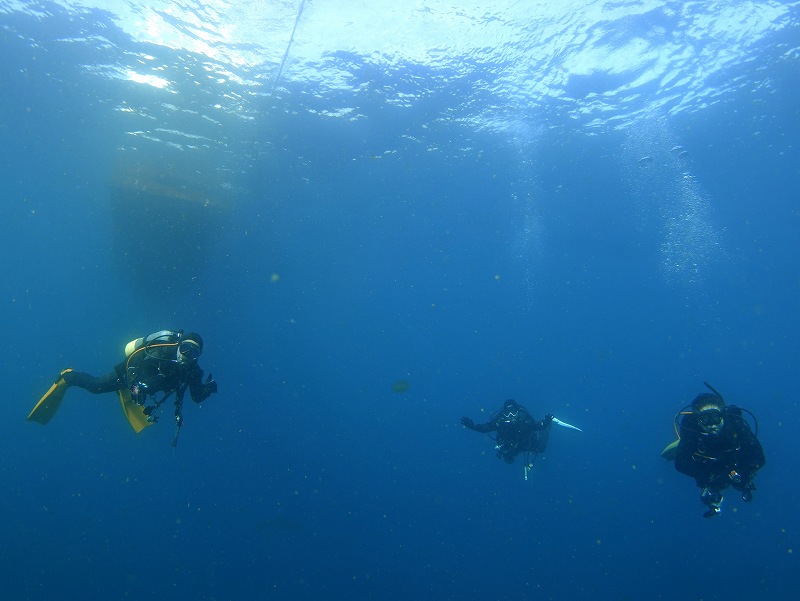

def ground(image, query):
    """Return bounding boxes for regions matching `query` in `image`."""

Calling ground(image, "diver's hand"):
[543,414,554,427]
[461,417,475,429]
[204,373,218,395]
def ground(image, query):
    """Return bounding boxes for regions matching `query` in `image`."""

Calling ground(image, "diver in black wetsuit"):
[667,383,765,518]
[461,399,554,464]
[28,330,217,443]
[65,330,216,404]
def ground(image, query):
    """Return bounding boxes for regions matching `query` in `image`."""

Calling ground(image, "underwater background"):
[2,1,799,599]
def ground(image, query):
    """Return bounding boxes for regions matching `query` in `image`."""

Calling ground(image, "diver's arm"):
[735,427,765,479]
[187,366,217,403]
[677,447,725,489]
[461,416,496,433]
[673,441,700,479]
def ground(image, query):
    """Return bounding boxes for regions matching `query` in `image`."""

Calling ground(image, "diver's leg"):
[534,428,550,453]
[701,488,723,517]
[63,370,124,394]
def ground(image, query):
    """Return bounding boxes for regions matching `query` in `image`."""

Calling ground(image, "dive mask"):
[502,410,519,423]
[178,340,202,360]
[698,408,723,428]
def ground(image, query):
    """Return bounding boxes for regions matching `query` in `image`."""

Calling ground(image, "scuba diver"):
[462,399,582,479]
[27,330,217,446]
[662,382,765,518]
[462,399,553,464]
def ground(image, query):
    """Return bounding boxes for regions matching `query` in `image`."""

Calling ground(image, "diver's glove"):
[461,417,475,430]
[543,414,554,427]
[203,373,218,396]
[738,474,756,502]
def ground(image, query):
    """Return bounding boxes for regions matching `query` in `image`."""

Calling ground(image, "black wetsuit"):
[466,405,551,463]
[674,408,764,494]
[64,341,213,404]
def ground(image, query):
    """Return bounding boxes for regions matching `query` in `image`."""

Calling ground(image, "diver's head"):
[501,399,520,422]
[177,332,203,363]
[692,392,725,435]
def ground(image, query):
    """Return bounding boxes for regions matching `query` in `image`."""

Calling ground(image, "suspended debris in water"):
[391,380,410,393]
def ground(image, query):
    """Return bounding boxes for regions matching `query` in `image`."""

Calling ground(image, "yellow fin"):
[118,388,153,433]
[27,369,74,424]
[661,439,680,461]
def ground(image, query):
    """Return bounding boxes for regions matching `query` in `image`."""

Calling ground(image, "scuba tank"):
[123,330,183,397]
[124,330,181,357]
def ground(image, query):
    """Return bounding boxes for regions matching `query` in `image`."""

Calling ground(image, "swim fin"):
[552,417,582,432]
[661,439,680,461]
[27,369,74,424]
[118,388,153,434]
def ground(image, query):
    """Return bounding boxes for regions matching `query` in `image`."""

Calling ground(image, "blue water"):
[2,1,799,599]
